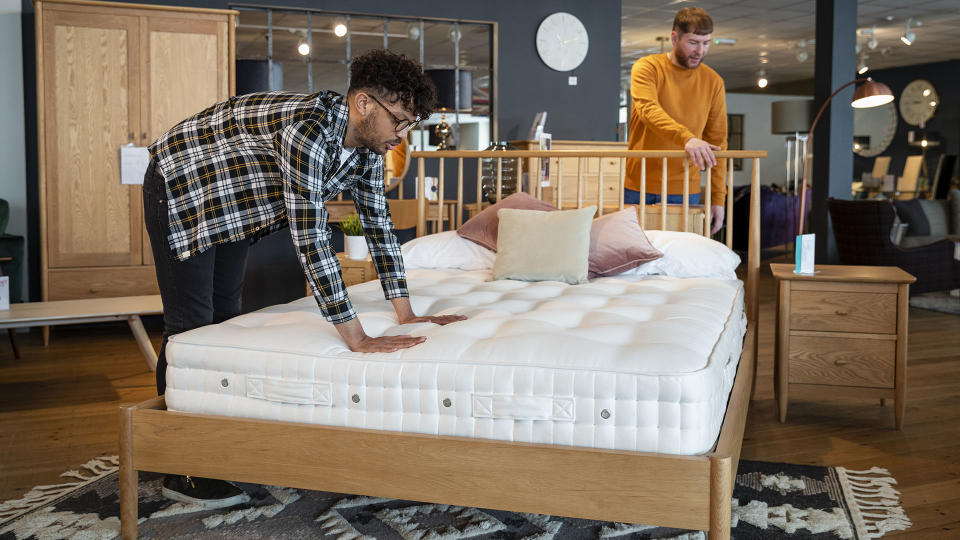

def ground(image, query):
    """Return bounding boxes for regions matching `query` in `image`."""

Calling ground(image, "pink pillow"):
[457,192,557,251]
[588,208,663,278]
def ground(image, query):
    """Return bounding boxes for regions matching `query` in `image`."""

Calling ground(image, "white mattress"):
[166,269,746,455]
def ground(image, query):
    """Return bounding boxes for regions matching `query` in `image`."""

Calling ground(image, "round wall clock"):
[898,79,938,126]
[535,12,589,72]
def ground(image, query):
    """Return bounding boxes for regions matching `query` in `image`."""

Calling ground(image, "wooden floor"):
[1,267,958,537]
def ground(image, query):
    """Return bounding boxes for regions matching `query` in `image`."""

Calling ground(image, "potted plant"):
[338,214,367,260]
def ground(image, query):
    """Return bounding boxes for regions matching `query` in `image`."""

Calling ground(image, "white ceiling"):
[621,0,960,91]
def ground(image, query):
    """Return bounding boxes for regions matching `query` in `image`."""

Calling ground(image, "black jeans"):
[143,160,249,394]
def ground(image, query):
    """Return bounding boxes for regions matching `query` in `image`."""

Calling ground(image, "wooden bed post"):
[709,456,733,540]
[119,403,138,540]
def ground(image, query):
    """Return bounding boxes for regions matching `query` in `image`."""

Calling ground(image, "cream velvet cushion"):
[493,206,596,284]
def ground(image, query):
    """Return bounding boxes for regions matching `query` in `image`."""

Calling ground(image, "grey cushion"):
[893,199,930,236]
[950,189,960,235]
[918,199,950,236]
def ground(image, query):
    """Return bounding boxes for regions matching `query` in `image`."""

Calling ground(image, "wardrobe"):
[35,0,235,300]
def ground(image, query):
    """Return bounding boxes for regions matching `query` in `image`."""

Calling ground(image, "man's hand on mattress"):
[390,297,466,328]
[684,137,720,171]
[710,205,725,235]
[335,317,427,352]
[398,314,467,326]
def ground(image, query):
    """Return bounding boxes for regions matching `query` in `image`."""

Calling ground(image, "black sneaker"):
[161,475,250,509]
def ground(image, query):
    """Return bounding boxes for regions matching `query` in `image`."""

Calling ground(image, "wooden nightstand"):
[305,254,376,297]
[337,253,376,287]
[770,264,916,429]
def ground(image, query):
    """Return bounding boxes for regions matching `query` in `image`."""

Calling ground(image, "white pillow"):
[401,231,496,270]
[622,230,741,280]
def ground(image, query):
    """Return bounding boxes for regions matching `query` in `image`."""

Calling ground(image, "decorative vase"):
[481,141,521,203]
[345,235,368,260]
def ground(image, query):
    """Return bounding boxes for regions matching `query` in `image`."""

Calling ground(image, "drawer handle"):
[835,359,849,366]
[835,310,849,316]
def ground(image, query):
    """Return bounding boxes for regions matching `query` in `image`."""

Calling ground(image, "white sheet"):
[166,269,746,455]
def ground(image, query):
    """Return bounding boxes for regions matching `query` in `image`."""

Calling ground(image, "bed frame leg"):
[120,403,138,540]
[709,456,732,540]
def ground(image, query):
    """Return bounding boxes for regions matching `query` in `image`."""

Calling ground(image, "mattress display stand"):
[120,148,765,539]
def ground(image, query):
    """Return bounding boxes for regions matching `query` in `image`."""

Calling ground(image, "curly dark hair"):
[348,49,437,121]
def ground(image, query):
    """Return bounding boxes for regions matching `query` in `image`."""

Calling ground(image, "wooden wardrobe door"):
[140,15,231,266]
[42,9,142,268]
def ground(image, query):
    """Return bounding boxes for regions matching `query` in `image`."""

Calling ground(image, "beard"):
[356,114,402,155]
[675,47,702,69]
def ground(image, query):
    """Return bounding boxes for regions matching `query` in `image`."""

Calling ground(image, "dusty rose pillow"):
[457,192,557,251]
[588,208,663,278]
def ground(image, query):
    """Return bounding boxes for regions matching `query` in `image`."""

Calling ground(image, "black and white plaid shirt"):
[149,91,407,324]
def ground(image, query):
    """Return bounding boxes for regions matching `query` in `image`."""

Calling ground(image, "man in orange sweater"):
[626,7,727,234]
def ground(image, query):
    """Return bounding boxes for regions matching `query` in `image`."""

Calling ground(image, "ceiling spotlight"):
[757,70,768,89]
[900,18,920,46]
[796,50,808,63]
[334,22,347,37]
[922,88,931,97]
[297,36,310,56]
[858,57,869,75]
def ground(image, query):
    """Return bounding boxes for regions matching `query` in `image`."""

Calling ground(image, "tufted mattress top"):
[165,269,746,455]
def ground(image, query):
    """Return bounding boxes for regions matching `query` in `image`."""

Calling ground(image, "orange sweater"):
[626,53,727,204]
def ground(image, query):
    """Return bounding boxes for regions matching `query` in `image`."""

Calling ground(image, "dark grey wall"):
[852,59,960,187]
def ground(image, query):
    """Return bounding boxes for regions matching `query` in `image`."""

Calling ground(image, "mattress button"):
[351,394,360,404]
[442,398,452,408]
[220,378,229,388]
[600,409,611,420]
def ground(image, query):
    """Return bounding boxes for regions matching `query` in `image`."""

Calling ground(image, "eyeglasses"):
[367,94,420,132]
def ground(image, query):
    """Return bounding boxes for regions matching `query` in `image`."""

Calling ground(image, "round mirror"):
[853,102,897,157]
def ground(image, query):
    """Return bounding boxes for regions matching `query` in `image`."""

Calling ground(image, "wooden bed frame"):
[120,149,765,539]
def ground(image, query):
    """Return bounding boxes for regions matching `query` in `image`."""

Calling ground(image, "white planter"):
[344,235,368,260]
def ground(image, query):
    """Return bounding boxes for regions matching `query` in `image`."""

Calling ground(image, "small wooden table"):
[771,264,915,429]
[0,295,162,370]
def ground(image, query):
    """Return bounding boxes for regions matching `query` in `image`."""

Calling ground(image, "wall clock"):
[898,79,938,126]
[535,12,589,72]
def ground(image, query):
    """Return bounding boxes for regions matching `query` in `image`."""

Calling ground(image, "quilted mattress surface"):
[166,269,746,455]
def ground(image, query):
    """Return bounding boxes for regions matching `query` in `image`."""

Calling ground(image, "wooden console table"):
[771,264,915,429]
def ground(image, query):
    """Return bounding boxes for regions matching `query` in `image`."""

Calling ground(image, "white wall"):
[725,92,812,188]
[0,0,26,298]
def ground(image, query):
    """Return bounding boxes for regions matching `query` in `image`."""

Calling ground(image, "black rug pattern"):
[0,457,910,539]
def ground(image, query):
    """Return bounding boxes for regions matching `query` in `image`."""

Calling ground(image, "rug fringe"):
[836,466,911,539]
[0,455,119,527]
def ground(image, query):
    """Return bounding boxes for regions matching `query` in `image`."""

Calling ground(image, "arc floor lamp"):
[798,77,894,233]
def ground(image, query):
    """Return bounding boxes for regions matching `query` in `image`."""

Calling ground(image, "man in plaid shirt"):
[143,49,466,507]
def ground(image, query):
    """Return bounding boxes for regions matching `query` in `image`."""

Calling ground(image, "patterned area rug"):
[910,290,960,315]
[0,457,910,539]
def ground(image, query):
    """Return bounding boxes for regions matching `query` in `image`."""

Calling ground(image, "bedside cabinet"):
[305,254,376,297]
[338,253,376,287]
[770,264,915,429]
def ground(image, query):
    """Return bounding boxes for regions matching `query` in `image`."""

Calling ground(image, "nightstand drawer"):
[789,290,897,334]
[342,267,368,286]
[789,335,895,387]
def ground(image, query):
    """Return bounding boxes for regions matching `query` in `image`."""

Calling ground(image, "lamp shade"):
[425,69,472,111]
[851,79,894,108]
[771,100,813,134]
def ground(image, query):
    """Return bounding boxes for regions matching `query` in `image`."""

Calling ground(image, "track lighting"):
[796,50,808,63]
[757,70,768,89]
[900,18,921,46]
[334,22,347,37]
[858,58,869,75]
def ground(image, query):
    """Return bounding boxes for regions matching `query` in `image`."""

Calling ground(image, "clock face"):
[535,12,589,72]
[899,79,939,126]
